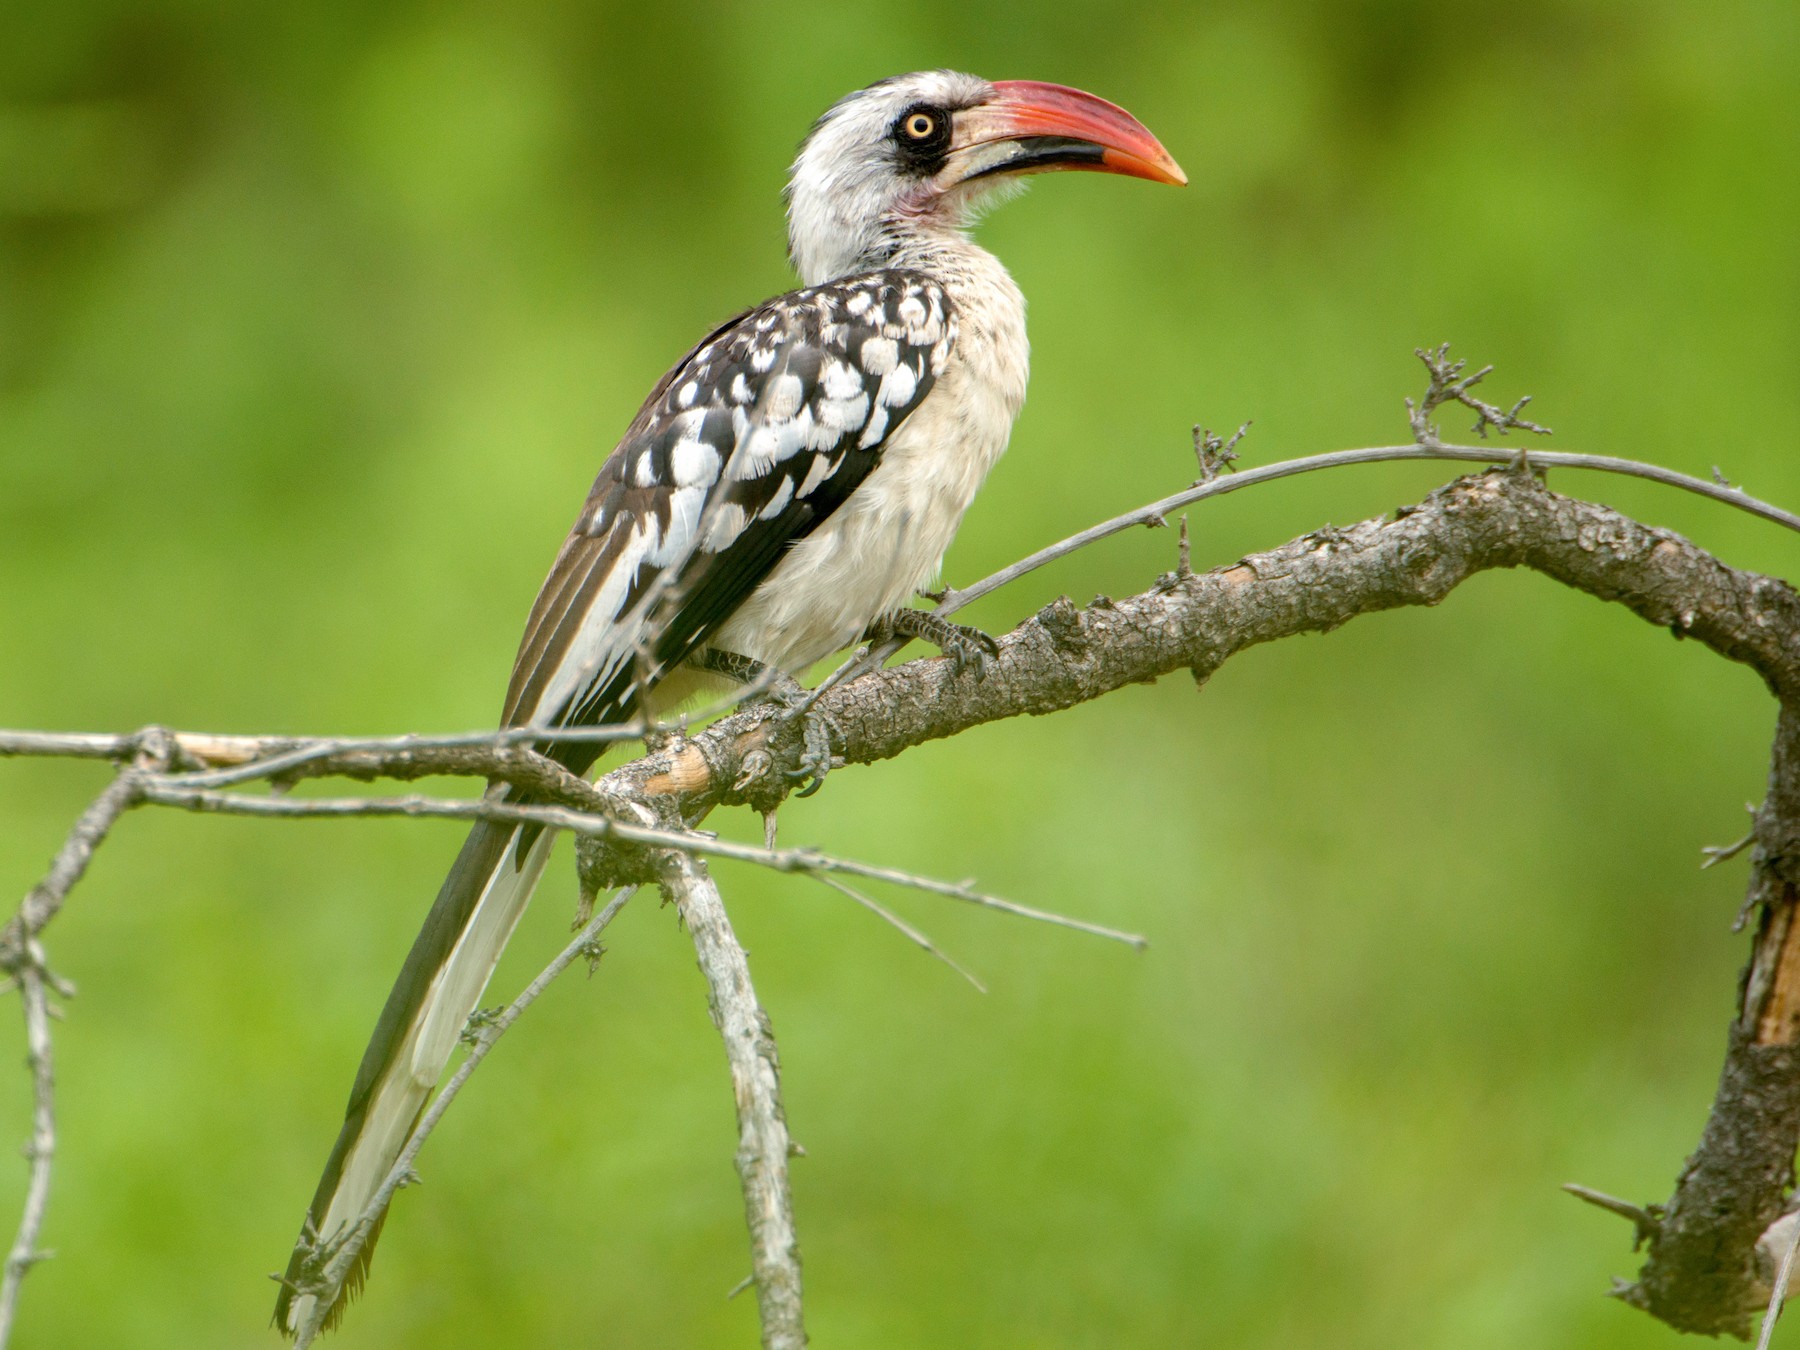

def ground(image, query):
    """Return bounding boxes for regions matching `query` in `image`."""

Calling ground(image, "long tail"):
[274,804,554,1336]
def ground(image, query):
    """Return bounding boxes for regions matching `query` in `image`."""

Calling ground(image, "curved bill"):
[951,80,1187,188]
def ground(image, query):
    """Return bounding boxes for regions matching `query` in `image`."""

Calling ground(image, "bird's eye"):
[891,104,950,172]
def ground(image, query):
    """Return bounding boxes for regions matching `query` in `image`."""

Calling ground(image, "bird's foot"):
[755,675,840,798]
[696,649,840,797]
[868,609,1000,679]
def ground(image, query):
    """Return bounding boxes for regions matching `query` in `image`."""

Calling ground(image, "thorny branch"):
[4,351,1800,1341]
[0,730,170,1346]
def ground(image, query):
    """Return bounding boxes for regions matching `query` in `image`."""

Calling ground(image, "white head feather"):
[786,70,1003,286]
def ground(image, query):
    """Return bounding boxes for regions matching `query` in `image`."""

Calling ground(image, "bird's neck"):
[794,209,992,288]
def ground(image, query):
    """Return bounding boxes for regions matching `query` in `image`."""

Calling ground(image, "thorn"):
[1563,1183,1662,1246]
[726,1274,754,1301]
[1702,829,1756,869]
[579,935,607,973]
[1177,514,1192,579]
[762,811,778,851]
[1713,466,1733,488]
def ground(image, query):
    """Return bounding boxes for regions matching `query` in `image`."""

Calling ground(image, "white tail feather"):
[281,824,555,1334]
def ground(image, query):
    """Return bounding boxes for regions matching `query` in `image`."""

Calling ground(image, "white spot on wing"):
[671,438,720,488]
[634,452,657,487]
[676,381,699,409]
[821,359,864,400]
[651,485,706,565]
[798,403,834,450]
[797,452,834,499]
[702,502,749,553]
[764,373,804,420]
[859,336,898,376]
[758,475,794,520]
[817,392,869,434]
[858,404,889,448]
[878,363,918,408]
[734,423,801,478]
[534,528,649,721]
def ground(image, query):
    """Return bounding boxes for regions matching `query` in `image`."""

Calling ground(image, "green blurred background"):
[1,1,1796,1345]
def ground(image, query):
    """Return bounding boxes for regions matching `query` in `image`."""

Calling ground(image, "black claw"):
[869,609,1001,679]
[693,646,840,796]
[781,700,838,797]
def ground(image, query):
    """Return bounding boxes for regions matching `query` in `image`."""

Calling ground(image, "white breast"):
[710,246,1028,675]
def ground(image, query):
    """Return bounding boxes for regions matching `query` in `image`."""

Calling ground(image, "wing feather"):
[499,271,954,773]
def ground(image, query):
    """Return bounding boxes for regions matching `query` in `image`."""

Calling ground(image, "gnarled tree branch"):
[596,468,1800,827]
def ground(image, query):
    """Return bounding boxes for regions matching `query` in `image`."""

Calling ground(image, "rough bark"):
[591,469,1800,822]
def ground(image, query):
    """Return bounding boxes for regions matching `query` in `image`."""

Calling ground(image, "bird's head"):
[786,70,1185,285]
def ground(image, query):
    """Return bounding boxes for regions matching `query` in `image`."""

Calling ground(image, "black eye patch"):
[890,102,952,175]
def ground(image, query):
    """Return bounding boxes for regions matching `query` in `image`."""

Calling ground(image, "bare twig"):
[0,731,170,1347]
[1563,1182,1661,1245]
[0,677,774,782]
[0,967,55,1350]
[1706,826,1758,870]
[932,443,1800,623]
[287,887,637,1348]
[0,723,635,768]
[662,853,804,1350]
[1192,420,1251,484]
[757,433,1789,716]
[1406,344,1552,445]
[136,783,1148,949]
[814,873,987,993]
[1,761,154,969]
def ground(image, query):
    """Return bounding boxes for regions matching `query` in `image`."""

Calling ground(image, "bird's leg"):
[692,648,839,796]
[867,609,1000,678]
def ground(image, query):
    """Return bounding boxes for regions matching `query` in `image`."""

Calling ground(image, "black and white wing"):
[273,270,957,1339]
[504,269,956,769]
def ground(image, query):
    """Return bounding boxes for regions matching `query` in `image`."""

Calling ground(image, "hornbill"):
[275,69,1183,1335]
